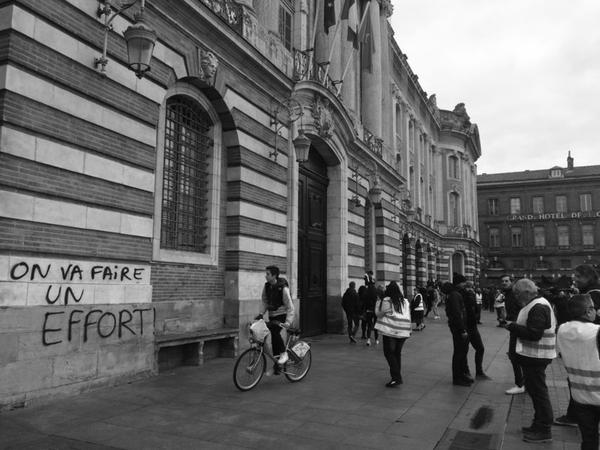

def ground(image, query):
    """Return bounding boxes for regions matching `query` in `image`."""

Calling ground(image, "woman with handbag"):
[375,281,412,387]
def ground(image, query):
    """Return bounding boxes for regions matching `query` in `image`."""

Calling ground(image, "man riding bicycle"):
[258,265,295,374]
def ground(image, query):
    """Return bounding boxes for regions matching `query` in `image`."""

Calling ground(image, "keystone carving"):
[311,94,334,139]
[199,48,219,83]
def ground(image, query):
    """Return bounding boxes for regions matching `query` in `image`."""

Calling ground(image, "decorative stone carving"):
[379,0,394,17]
[199,48,219,83]
[311,94,334,139]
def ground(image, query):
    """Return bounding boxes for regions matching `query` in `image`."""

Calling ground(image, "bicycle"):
[233,321,312,391]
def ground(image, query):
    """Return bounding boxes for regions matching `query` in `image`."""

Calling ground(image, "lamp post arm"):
[96,0,144,72]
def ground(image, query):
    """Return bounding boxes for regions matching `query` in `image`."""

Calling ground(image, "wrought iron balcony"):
[293,49,340,98]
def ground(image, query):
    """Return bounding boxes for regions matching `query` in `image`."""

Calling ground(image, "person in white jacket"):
[375,281,411,387]
[557,294,600,450]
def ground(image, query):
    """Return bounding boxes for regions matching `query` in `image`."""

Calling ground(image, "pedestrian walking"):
[494,286,507,326]
[503,278,557,443]
[556,294,600,450]
[342,281,360,343]
[445,275,472,386]
[431,286,441,320]
[375,281,411,387]
[363,273,379,346]
[412,287,425,331]
[358,285,367,339]
[475,288,483,324]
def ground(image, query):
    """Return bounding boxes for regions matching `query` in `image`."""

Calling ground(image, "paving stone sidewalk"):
[0,310,580,449]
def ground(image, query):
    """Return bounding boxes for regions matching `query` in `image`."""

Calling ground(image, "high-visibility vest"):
[375,298,412,338]
[413,293,424,311]
[557,321,600,405]
[515,297,557,359]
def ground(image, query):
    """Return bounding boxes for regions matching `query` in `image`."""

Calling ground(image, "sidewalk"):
[0,310,580,449]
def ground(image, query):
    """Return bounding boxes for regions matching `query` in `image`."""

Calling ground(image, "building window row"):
[488,224,595,248]
[488,193,594,215]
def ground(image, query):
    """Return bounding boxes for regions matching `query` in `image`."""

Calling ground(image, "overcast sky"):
[389,0,600,175]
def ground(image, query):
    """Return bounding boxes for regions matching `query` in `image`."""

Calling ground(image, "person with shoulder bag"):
[375,281,411,387]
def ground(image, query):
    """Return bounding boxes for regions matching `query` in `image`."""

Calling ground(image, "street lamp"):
[95,0,157,79]
[293,129,311,164]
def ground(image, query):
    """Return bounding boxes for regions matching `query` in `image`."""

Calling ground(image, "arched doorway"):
[298,147,328,336]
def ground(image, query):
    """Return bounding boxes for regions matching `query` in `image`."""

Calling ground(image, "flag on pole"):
[341,0,358,48]
[359,5,375,72]
[324,0,336,33]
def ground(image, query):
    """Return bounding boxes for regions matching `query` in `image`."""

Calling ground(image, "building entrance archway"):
[298,146,328,336]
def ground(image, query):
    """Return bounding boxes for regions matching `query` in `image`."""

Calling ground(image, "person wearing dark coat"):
[445,274,472,386]
[464,281,490,380]
[342,282,360,343]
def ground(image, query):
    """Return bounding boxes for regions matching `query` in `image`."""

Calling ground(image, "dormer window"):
[549,168,563,178]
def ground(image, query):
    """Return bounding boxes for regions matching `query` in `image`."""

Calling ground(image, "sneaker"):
[453,379,473,387]
[505,385,526,395]
[385,380,400,388]
[277,353,289,365]
[375,339,380,345]
[522,431,552,443]
[476,373,492,380]
[553,415,578,427]
[521,425,536,433]
[366,338,371,346]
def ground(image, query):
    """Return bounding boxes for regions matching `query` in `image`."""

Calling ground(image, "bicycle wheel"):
[233,348,265,391]
[284,349,312,382]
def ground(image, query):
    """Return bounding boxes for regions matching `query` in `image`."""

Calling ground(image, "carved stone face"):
[201,51,218,79]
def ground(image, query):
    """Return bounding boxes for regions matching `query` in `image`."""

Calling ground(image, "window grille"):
[161,96,212,252]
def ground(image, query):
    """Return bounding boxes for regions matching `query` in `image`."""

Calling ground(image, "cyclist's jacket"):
[557,319,600,405]
[261,278,295,324]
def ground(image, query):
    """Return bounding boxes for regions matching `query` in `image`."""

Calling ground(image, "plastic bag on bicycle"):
[249,319,270,342]
[289,341,310,361]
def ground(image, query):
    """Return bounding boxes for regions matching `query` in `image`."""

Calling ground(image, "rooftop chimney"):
[567,151,574,169]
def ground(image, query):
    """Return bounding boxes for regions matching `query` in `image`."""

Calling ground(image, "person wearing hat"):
[446,273,472,386]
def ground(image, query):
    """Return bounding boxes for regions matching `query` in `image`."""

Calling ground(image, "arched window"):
[160,96,213,252]
[153,85,222,265]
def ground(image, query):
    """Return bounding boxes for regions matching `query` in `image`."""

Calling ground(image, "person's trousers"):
[467,327,485,374]
[521,361,553,432]
[344,310,359,338]
[450,327,470,381]
[495,306,506,322]
[507,334,524,387]
[571,401,600,450]
[266,314,287,356]
[365,311,378,340]
[382,335,406,382]
[475,304,482,322]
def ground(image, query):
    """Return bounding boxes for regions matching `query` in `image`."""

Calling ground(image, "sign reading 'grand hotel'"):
[507,210,600,222]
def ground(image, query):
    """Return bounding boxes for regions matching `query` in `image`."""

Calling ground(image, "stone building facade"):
[0,0,480,407]
[477,153,600,286]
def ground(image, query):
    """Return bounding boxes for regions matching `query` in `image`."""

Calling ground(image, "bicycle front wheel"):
[233,348,265,391]
[284,349,312,382]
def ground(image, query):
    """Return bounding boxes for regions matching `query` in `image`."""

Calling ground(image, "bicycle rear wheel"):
[233,348,265,391]
[284,349,312,382]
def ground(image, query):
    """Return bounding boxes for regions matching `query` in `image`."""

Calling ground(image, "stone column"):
[360,0,382,136]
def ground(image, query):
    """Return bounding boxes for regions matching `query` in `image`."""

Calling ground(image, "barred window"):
[160,96,212,252]
[279,5,292,51]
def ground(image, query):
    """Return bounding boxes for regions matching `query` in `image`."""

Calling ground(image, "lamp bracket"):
[269,96,304,162]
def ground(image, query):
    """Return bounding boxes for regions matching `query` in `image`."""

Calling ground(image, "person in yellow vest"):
[503,278,556,444]
[375,281,411,387]
[556,294,600,450]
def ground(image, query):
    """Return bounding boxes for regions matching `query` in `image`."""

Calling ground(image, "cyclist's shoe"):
[277,353,289,365]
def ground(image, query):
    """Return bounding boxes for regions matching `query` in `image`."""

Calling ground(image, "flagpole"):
[339,2,370,85]
[310,0,321,53]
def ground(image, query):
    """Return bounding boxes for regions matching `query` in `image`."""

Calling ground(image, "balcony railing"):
[293,49,340,98]
[201,0,243,34]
